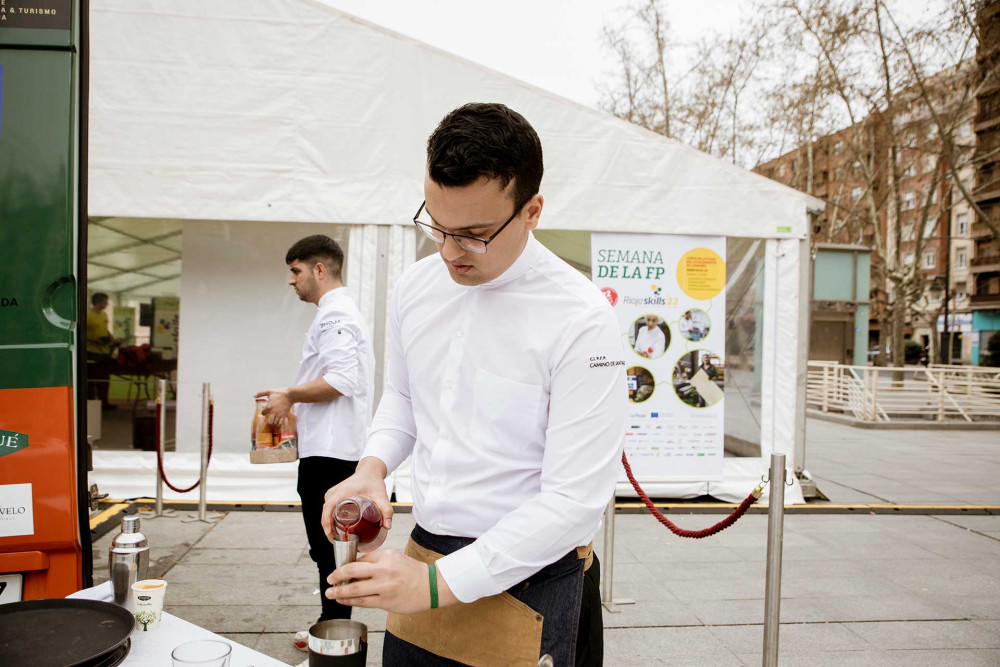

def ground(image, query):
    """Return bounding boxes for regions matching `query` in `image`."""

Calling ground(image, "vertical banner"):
[112,306,135,345]
[152,296,180,359]
[592,233,726,481]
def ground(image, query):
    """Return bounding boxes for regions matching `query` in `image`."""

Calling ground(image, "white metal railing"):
[807,361,1000,423]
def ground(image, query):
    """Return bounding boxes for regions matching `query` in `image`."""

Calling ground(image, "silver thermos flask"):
[108,515,149,610]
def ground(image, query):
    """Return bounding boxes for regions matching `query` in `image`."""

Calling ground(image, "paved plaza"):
[92,418,1000,665]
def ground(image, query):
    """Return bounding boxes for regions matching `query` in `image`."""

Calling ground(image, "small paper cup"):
[132,579,168,631]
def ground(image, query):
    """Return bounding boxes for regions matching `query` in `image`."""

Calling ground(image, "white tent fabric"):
[87,0,822,505]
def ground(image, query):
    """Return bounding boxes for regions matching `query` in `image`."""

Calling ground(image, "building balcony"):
[970,293,1000,309]
[971,255,1000,273]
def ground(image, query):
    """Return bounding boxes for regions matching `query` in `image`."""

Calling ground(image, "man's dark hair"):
[91,292,109,305]
[427,103,543,207]
[285,235,344,278]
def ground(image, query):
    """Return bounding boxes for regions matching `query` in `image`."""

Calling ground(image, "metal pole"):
[155,379,167,516]
[184,382,218,524]
[198,382,210,520]
[762,452,786,667]
[141,379,177,519]
[600,498,634,613]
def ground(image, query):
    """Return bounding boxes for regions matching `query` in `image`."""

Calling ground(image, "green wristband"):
[428,563,439,610]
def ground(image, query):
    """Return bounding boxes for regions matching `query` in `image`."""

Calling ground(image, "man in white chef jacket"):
[634,314,667,358]
[254,235,374,646]
[323,104,626,666]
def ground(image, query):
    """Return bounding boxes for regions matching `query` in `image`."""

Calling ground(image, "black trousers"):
[296,455,358,621]
[576,554,603,667]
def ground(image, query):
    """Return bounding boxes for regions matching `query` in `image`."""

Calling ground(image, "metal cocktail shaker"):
[109,515,149,610]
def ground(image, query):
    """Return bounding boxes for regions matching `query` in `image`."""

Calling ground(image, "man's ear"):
[523,194,544,232]
[313,261,328,281]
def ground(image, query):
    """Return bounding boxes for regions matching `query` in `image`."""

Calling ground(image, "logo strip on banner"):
[592,233,727,482]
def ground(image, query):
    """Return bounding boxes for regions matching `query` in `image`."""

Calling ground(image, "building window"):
[930,188,938,204]
[779,164,786,178]
[833,140,844,156]
[925,155,937,173]
[927,124,938,141]
[903,164,916,179]
[923,251,936,269]
[956,250,967,269]
[923,216,938,238]
[903,252,915,267]
[957,213,969,236]
[902,223,915,241]
[902,191,916,211]
[851,186,863,202]
[959,122,972,138]
[956,291,967,302]
[852,161,862,174]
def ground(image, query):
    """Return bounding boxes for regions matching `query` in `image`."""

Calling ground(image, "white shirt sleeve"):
[317,319,361,397]
[435,304,627,602]
[363,284,417,473]
[633,327,646,354]
[651,327,666,357]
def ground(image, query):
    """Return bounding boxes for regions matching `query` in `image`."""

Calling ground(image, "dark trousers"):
[296,455,358,621]
[383,524,588,666]
[86,352,111,405]
[576,554,603,667]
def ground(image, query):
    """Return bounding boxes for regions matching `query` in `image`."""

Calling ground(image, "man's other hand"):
[254,388,292,424]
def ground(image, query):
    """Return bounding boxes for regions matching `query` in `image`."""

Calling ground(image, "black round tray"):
[0,598,134,667]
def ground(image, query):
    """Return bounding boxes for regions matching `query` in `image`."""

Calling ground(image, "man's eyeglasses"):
[413,197,531,254]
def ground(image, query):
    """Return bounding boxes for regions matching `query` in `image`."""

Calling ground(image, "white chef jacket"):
[365,234,627,603]
[679,317,694,338]
[634,325,666,357]
[294,288,374,460]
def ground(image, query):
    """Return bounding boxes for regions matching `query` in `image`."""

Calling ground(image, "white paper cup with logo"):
[132,579,167,631]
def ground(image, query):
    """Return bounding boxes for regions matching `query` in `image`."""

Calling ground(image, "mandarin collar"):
[478,233,542,289]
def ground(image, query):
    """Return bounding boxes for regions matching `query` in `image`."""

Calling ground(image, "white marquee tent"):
[88,0,822,505]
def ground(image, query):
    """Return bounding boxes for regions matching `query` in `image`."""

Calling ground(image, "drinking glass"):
[171,639,232,667]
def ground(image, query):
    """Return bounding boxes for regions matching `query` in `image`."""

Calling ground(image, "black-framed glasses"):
[413,197,531,254]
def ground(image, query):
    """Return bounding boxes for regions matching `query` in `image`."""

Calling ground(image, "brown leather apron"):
[386,538,593,667]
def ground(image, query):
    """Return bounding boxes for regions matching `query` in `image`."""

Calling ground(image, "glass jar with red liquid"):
[333,497,387,553]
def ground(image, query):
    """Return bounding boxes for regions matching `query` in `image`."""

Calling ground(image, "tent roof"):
[90,0,822,239]
[87,218,182,297]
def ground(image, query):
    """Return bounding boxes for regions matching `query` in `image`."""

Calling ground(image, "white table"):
[123,611,290,666]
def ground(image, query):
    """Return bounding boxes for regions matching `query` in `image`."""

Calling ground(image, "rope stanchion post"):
[762,453,786,667]
[140,379,178,519]
[600,499,635,613]
[183,382,220,524]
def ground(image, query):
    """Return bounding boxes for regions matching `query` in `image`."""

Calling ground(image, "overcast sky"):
[317,0,749,109]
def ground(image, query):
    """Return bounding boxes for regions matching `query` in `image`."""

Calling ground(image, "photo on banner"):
[592,233,726,481]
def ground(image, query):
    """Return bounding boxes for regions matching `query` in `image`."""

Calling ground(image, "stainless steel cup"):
[332,533,359,570]
[308,619,368,666]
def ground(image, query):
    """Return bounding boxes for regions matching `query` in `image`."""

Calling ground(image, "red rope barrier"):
[621,451,763,539]
[154,397,214,494]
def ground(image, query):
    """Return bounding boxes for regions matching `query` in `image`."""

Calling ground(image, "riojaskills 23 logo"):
[600,287,618,306]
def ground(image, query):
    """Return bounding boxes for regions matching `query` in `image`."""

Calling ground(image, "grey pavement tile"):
[601,595,703,629]
[781,573,912,600]
[665,575,768,602]
[935,596,1000,620]
[215,631,259,651]
[708,621,872,655]
[604,626,741,663]
[164,562,315,585]
[817,594,975,622]
[182,547,304,565]
[250,631,303,666]
[689,598,829,626]
[846,620,1000,650]
[166,576,318,608]
[736,649,1000,667]
[167,605,268,633]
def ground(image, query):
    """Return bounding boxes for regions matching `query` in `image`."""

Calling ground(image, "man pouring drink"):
[321,103,627,666]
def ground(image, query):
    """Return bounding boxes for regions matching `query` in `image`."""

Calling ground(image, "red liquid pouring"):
[333,497,387,553]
